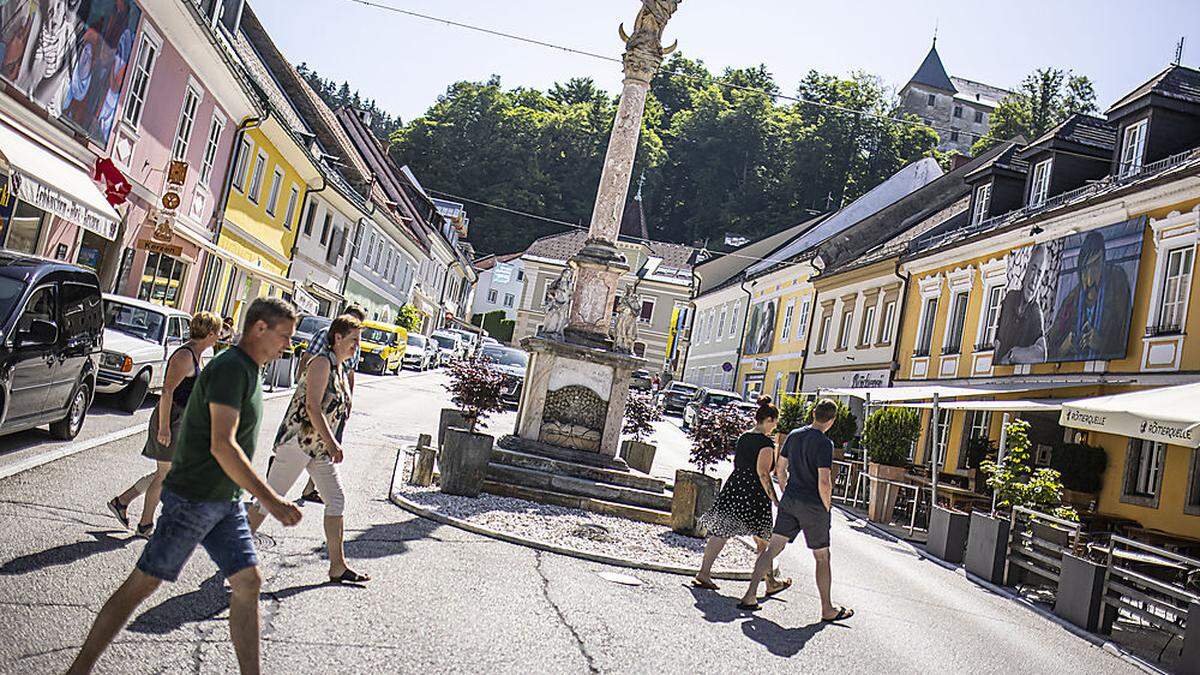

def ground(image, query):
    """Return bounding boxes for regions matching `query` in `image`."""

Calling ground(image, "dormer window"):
[1030,158,1052,207]
[971,183,992,226]
[927,93,936,107]
[1118,119,1148,177]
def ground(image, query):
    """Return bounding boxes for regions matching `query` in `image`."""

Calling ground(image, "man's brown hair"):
[812,398,839,424]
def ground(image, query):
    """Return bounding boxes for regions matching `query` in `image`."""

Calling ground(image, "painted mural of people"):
[1046,231,1132,361]
[995,244,1049,364]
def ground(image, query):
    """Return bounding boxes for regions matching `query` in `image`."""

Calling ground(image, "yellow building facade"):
[736,262,817,401]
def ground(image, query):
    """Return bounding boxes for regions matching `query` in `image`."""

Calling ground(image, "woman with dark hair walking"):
[692,396,791,594]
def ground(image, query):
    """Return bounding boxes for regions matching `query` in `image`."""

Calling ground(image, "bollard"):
[670,469,721,537]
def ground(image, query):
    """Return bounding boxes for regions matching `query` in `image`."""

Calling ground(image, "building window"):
[981,285,1004,348]
[283,186,299,230]
[1158,246,1195,332]
[1124,439,1165,503]
[1187,450,1200,515]
[817,314,832,352]
[138,252,188,308]
[915,297,938,356]
[232,137,253,191]
[1118,118,1148,177]
[123,33,159,127]
[931,409,951,467]
[859,304,876,347]
[974,110,984,124]
[1029,158,1052,207]
[516,269,525,281]
[953,105,962,118]
[639,298,654,324]
[302,202,317,236]
[837,310,854,350]
[878,300,896,344]
[503,293,515,308]
[247,151,267,203]
[172,84,202,161]
[926,93,936,107]
[944,291,969,355]
[487,289,497,303]
[265,168,283,216]
[960,410,992,468]
[950,130,960,142]
[971,183,992,226]
[780,301,794,342]
[199,113,225,184]
[729,302,741,337]
[797,298,810,339]
[321,213,333,245]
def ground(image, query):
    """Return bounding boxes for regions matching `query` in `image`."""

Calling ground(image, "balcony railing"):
[1145,323,1184,338]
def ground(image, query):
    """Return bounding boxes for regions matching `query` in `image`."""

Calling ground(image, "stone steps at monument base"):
[481,480,672,527]
[490,447,668,494]
[485,463,674,513]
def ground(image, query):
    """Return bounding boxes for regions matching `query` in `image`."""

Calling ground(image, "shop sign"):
[137,239,183,257]
[850,372,888,388]
[15,170,118,240]
[153,160,188,242]
[293,286,319,314]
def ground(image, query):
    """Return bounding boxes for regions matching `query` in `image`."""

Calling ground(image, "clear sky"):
[251,0,1200,124]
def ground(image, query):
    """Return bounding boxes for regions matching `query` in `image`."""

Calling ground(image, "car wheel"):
[120,371,150,413]
[50,381,90,440]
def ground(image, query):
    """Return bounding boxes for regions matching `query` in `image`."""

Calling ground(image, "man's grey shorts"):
[773,496,831,550]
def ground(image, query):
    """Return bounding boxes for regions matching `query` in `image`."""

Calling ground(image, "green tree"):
[395,304,421,331]
[972,68,1097,154]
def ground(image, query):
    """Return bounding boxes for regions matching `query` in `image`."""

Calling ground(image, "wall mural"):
[995,217,1144,365]
[0,0,142,146]
[742,298,777,356]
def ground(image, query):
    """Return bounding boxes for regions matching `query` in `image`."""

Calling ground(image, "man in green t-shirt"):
[69,298,303,675]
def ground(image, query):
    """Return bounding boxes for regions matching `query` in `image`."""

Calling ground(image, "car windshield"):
[669,384,699,395]
[481,346,527,368]
[103,300,166,343]
[0,277,27,328]
[707,393,741,407]
[407,334,426,347]
[297,316,330,336]
[361,327,396,345]
[431,334,458,350]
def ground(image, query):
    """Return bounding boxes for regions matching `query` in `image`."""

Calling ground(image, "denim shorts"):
[136,489,258,582]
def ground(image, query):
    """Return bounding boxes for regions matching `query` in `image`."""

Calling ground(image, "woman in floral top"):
[248,314,368,583]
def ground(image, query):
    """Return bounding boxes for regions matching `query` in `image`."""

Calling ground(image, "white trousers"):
[258,440,346,517]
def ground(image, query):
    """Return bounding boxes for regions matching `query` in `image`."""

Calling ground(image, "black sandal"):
[107,497,129,529]
[736,601,761,611]
[822,606,855,622]
[330,569,371,584]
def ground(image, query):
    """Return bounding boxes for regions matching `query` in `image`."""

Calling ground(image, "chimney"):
[950,152,972,170]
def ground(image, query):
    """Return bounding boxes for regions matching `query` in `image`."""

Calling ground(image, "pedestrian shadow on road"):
[344,515,441,559]
[741,616,835,657]
[127,573,228,635]
[0,530,130,575]
[687,585,744,625]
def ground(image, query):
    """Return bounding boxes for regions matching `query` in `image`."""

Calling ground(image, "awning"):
[893,399,1073,412]
[818,382,1078,403]
[1059,383,1200,448]
[171,224,294,290]
[0,121,120,239]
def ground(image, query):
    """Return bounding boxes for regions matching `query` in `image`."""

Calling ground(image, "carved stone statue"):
[618,0,680,83]
[613,281,641,353]
[542,267,575,337]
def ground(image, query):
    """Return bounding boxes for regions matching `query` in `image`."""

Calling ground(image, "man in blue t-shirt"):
[738,398,854,623]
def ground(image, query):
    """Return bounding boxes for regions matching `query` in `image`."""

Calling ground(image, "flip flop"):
[736,601,761,611]
[765,578,793,597]
[107,498,129,530]
[822,606,855,622]
[330,569,371,584]
[691,577,720,591]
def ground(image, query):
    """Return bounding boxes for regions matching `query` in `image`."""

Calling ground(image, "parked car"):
[631,369,653,391]
[357,320,407,375]
[480,344,528,407]
[290,314,331,357]
[0,255,103,440]
[480,335,500,347]
[402,333,434,370]
[97,294,200,412]
[657,381,700,415]
[681,388,745,431]
[429,330,466,363]
[446,328,481,355]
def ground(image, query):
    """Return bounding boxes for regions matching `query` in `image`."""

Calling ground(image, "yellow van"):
[357,320,408,375]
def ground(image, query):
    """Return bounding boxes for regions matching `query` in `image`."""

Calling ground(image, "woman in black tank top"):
[108,312,223,538]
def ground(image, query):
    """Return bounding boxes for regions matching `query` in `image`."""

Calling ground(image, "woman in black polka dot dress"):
[693,397,791,594]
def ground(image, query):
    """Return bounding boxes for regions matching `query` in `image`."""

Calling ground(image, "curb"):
[0,388,296,482]
[387,451,752,580]
[833,506,1166,675]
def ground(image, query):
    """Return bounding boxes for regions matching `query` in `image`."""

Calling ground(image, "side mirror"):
[20,319,58,346]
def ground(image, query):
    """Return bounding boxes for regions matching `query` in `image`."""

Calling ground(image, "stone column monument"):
[507,1,681,465]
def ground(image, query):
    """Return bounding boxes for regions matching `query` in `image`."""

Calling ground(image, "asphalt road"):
[0,369,1136,673]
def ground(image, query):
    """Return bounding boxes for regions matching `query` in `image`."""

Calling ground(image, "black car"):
[0,254,103,440]
[480,344,528,407]
[658,381,700,415]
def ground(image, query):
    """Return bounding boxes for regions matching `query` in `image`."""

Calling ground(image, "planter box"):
[670,469,721,537]
[867,463,907,524]
[440,427,494,497]
[620,440,657,474]
[927,506,971,564]
[1060,488,1098,509]
[439,409,470,448]
[1053,552,1106,632]
[965,511,1010,585]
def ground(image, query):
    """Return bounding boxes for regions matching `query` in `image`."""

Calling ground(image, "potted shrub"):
[774,394,807,446]
[803,398,858,453]
[620,390,662,474]
[439,355,507,497]
[672,405,751,536]
[862,407,919,524]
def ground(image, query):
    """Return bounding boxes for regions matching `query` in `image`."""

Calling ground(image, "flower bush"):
[443,355,507,433]
[862,407,920,467]
[622,390,663,443]
[687,404,752,475]
[981,419,1078,521]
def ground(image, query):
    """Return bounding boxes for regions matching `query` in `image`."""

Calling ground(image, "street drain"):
[597,571,643,586]
[572,523,613,542]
